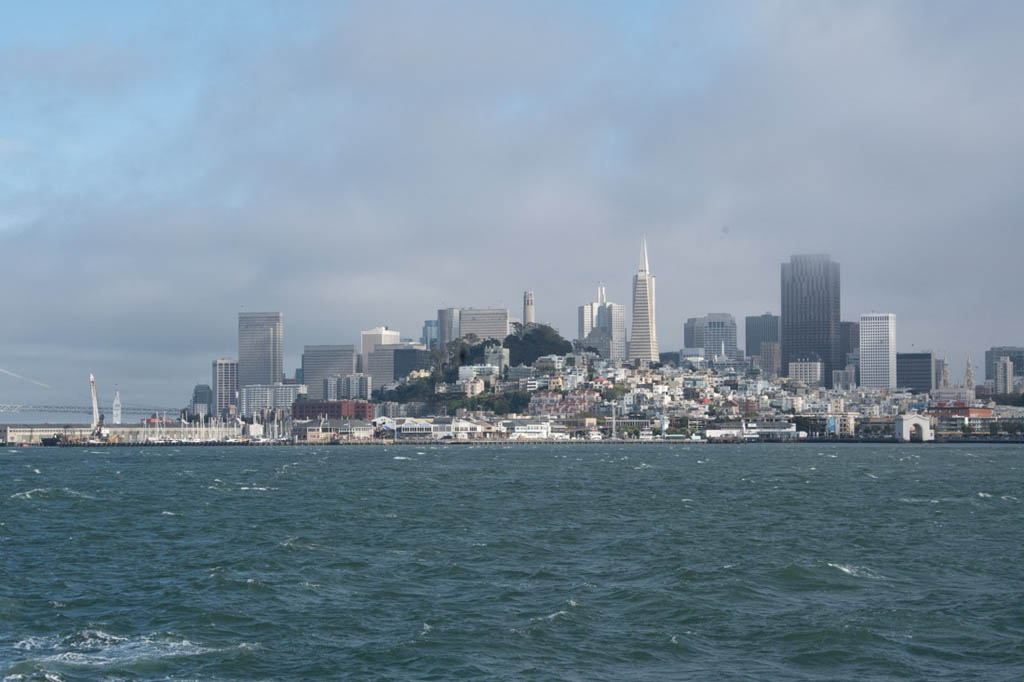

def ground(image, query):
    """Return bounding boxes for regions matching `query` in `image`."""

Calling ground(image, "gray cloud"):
[2,1,1023,407]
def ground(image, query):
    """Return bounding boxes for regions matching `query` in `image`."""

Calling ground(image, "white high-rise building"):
[212,357,239,418]
[629,238,658,365]
[994,356,1014,394]
[859,313,896,390]
[523,291,535,327]
[361,327,401,374]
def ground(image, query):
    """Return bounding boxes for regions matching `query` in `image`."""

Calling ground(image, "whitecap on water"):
[977,492,993,498]
[420,623,433,635]
[827,562,883,579]
[160,511,178,516]
[393,456,411,461]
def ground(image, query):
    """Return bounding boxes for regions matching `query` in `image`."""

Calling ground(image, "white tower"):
[89,374,100,429]
[628,237,659,365]
[523,291,535,327]
[112,391,122,425]
[858,313,897,390]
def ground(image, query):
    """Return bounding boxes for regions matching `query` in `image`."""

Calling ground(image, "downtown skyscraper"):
[781,255,841,387]
[238,312,283,388]
[859,313,897,390]
[629,238,658,365]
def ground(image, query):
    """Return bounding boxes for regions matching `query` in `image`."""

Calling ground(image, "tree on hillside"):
[503,324,572,367]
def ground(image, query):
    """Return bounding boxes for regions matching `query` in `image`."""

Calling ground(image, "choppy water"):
[2,444,1023,680]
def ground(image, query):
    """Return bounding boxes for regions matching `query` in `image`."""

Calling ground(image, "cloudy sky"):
[2,0,1023,410]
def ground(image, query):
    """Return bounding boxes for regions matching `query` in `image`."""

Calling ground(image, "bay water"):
[2,444,1022,680]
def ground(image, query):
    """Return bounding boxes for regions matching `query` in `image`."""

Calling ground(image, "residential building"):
[859,313,897,390]
[994,356,1015,394]
[484,346,511,373]
[789,360,823,386]
[985,346,1024,382]
[780,255,841,387]
[745,313,779,359]
[301,345,356,401]
[896,352,934,393]
[629,238,659,365]
[238,312,283,388]
[212,357,238,418]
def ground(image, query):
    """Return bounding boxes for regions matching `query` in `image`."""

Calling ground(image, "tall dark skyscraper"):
[238,312,284,388]
[839,321,860,365]
[745,312,779,358]
[781,255,841,388]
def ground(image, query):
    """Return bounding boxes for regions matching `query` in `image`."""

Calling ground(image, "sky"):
[2,0,1024,411]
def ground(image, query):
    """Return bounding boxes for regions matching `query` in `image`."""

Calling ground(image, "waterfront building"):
[994,356,1015,394]
[896,352,934,393]
[523,291,535,327]
[859,313,897,390]
[745,313,779,359]
[240,383,306,418]
[985,346,1024,382]
[780,255,841,387]
[421,320,440,350]
[238,312,284,388]
[789,359,823,386]
[300,345,357,401]
[361,327,401,374]
[459,308,510,342]
[629,238,659,365]
[212,357,239,418]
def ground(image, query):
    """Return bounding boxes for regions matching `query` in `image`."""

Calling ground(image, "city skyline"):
[3,2,1024,407]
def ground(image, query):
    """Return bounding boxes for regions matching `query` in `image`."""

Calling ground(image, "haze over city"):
[3,1,1024,408]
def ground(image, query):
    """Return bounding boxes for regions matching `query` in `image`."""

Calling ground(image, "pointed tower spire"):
[641,236,650,274]
[964,354,975,391]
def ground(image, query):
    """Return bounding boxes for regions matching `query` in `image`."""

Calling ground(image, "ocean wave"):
[828,562,884,579]
[9,488,97,501]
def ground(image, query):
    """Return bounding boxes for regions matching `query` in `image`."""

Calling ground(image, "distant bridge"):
[0,404,179,416]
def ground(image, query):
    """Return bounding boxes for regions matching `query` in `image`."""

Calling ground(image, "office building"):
[238,312,284,388]
[191,384,213,418]
[781,255,841,387]
[759,342,781,377]
[212,357,238,418]
[683,317,704,350]
[579,285,626,361]
[361,327,401,374]
[437,308,461,348]
[745,313,779,359]
[367,343,430,394]
[896,352,934,393]
[629,238,659,364]
[459,308,510,342]
[325,373,372,401]
[421,320,440,350]
[701,314,739,360]
[859,313,897,390]
[839,321,860,363]
[934,357,951,390]
[994,356,1015,394]
[523,291,535,327]
[301,345,357,401]
[985,346,1024,382]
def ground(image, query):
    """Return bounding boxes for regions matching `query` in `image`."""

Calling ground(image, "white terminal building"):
[859,313,897,390]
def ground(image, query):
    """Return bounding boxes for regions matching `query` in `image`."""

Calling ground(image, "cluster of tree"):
[504,323,572,367]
